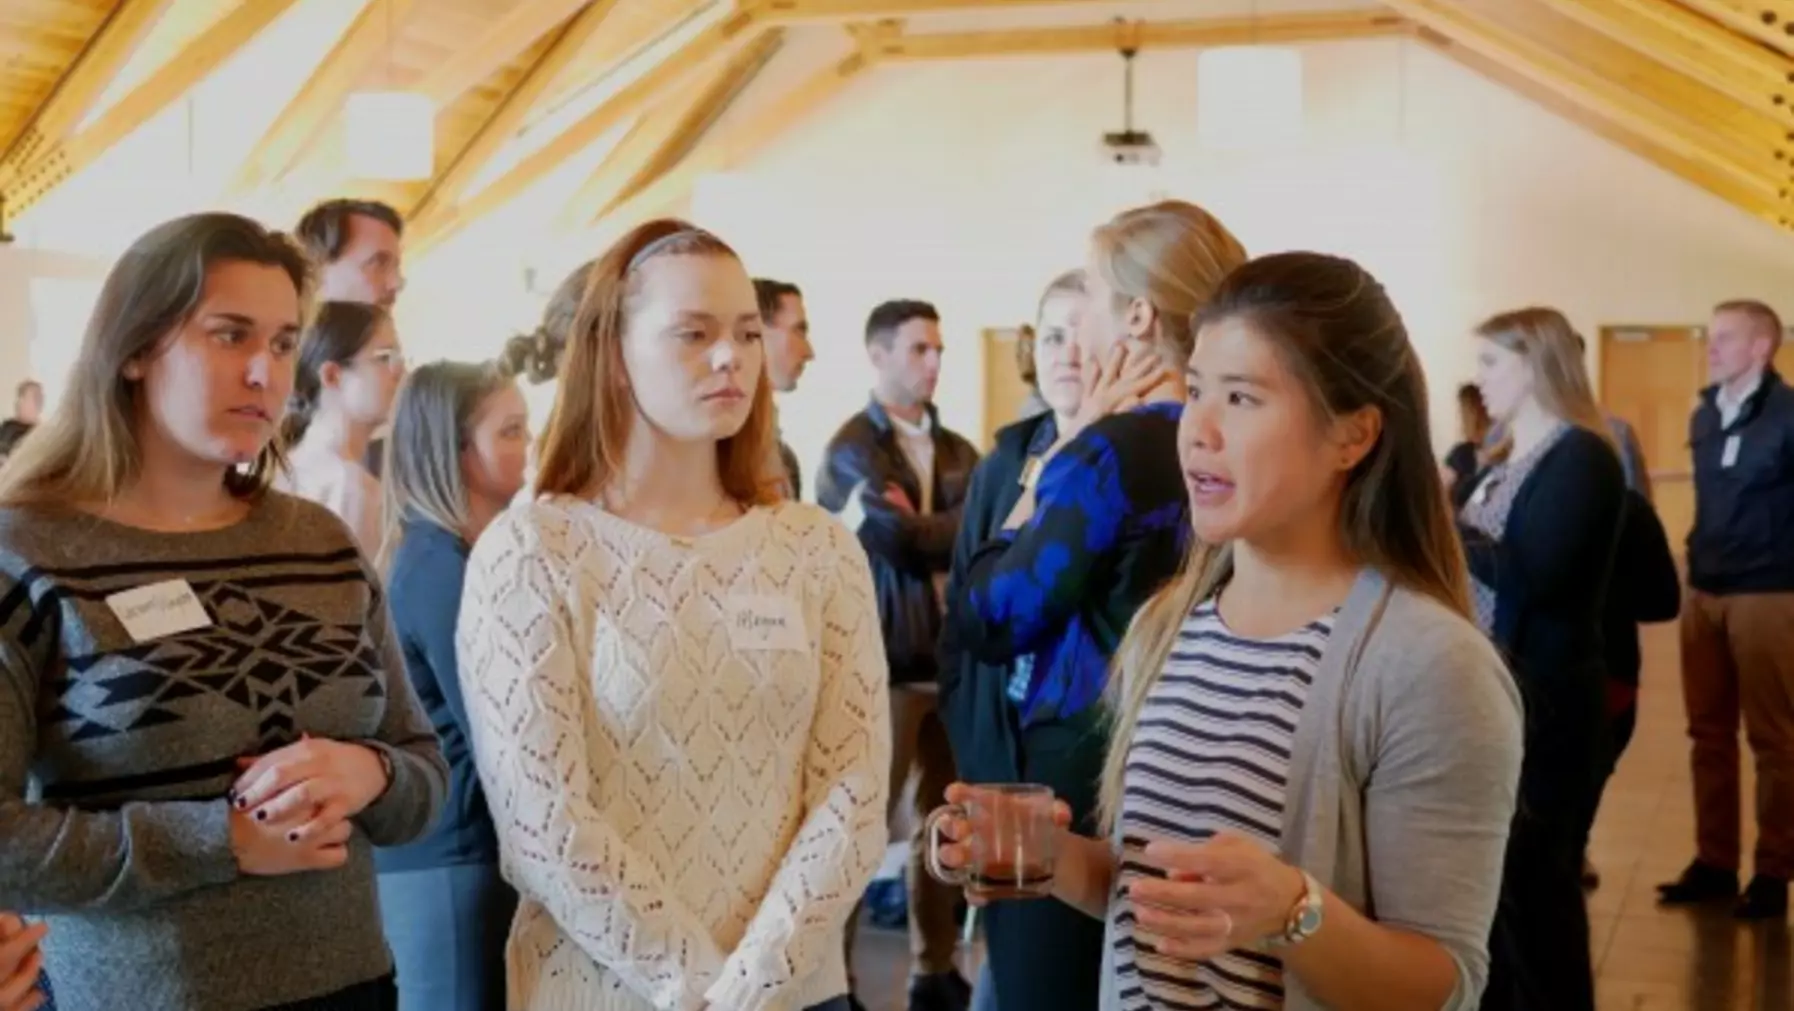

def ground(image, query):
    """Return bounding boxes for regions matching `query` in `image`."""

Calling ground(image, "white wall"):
[0,247,112,414]
[659,35,1794,484]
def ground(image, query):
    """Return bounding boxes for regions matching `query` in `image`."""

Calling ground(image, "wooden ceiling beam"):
[1380,1,1782,205]
[411,0,595,108]
[748,0,1170,23]
[1678,0,1794,59]
[1532,0,1794,117]
[593,47,871,235]
[0,0,176,188]
[409,4,762,255]
[561,27,784,227]
[862,9,1408,61]
[1424,32,1790,230]
[403,0,626,227]
[4,0,304,217]
[229,0,426,195]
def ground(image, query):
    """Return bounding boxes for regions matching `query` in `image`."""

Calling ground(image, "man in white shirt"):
[817,300,981,1011]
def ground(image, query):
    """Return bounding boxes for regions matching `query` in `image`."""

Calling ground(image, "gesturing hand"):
[231,736,390,846]
[1126,832,1307,961]
[0,913,48,1011]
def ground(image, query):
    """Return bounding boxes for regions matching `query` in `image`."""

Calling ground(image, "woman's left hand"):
[1126,832,1307,961]
[230,736,390,842]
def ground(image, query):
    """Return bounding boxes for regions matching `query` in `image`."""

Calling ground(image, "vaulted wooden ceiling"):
[2,0,1792,256]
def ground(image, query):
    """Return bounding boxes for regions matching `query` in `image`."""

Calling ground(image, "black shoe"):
[1734,875,1789,920]
[1656,860,1741,905]
[907,971,972,1011]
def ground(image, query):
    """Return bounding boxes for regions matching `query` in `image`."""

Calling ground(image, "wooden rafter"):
[411,0,595,107]
[1532,0,1794,117]
[861,10,1407,61]
[230,0,426,195]
[0,0,176,188]
[1379,1,1781,206]
[5,0,304,217]
[749,0,1174,23]
[560,27,784,227]
[408,4,763,254]
[595,48,871,233]
[1678,0,1794,60]
[1425,32,1789,229]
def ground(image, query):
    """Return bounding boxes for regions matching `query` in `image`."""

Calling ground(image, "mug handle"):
[923,804,969,886]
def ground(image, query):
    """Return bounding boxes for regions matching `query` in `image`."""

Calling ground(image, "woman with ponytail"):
[935,252,1522,1011]
[277,301,407,557]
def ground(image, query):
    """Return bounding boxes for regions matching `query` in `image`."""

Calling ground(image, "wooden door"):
[981,326,1033,450]
[1600,325,1794,552]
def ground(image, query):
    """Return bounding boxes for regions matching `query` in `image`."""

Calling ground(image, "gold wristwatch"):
[1265,870,1325,947]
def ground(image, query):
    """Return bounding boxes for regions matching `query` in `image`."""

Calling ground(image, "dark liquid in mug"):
[968,861,1054,900]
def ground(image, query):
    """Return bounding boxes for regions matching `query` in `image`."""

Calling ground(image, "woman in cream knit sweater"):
[457,220,892,1011]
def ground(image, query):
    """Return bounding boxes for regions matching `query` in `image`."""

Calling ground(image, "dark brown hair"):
[294,199,404,265]
[280,301,390,445]
[533,218,777,506]
[0,212,311,506]
[1457,382,1491,445]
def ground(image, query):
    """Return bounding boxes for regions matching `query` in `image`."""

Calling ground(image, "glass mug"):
[924,783,1059,900]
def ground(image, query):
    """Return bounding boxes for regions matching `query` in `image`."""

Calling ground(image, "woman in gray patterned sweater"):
[0,212,447,1011]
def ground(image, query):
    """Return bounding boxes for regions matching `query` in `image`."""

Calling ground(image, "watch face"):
[1297,905,1323,933]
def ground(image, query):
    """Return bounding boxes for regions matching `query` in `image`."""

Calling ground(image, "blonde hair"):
[532,219,779,506]
[1097,253,1472,833]
[1476,307,1616,463]
[0,213,310,509]
[377,360,513,571]
[1089,199,1248,367]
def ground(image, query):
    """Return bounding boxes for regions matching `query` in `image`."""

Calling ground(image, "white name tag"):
[725,595,809,652]
[1722,435,1741,469]
[106,580,213,643]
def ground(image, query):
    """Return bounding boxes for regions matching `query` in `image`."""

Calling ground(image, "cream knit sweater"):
[457,497,892,1011]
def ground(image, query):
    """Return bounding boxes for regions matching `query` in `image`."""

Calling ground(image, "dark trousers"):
[982,709,1106,1011]
[378,863,517,1011]
[1681,590,1794,880]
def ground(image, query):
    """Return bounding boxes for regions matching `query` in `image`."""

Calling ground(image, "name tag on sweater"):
[726,595,808,651]
[106,580,213,642]
[1722,435,1740,468]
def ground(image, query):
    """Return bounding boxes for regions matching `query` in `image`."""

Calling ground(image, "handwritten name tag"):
[1722,434,1741,469]
[106,580,213,643]
[725,595,809,652]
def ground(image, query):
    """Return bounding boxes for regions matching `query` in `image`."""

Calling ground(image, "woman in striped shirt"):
[936,252,1523,1011]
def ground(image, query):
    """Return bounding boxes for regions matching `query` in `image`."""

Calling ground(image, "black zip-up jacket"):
[817,398,980,685]
[1688,368,1794,595]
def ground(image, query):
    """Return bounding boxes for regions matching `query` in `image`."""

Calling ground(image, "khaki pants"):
[1680,590,1794,880]
[845,685,961,982]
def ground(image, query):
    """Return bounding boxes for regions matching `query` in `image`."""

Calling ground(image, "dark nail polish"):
[286,830,300,843]
[254,809,267,822]
[233,796,247,810]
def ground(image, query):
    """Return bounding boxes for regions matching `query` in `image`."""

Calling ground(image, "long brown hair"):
[533,219,778,505]
[1099,252,1472,831]
[1475,307,1616,464]
[1089,199,1248,367]
[377,359,513,571]
[0,213,310,508]
[279,301,390,446]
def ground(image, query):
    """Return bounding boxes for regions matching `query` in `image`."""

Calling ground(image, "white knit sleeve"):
[704,518,893,1011]
[458,510,727,1011]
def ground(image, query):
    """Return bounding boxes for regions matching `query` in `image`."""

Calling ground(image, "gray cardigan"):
[1101,569,1523,1011]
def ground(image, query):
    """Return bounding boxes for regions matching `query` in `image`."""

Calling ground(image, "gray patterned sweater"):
[0,492,447,1010]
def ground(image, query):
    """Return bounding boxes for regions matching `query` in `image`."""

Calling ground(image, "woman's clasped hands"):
[227,734,392,876]
[1127,832,1308,961]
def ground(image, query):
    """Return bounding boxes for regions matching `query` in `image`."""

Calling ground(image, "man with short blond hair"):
[1659,298,1793,921]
